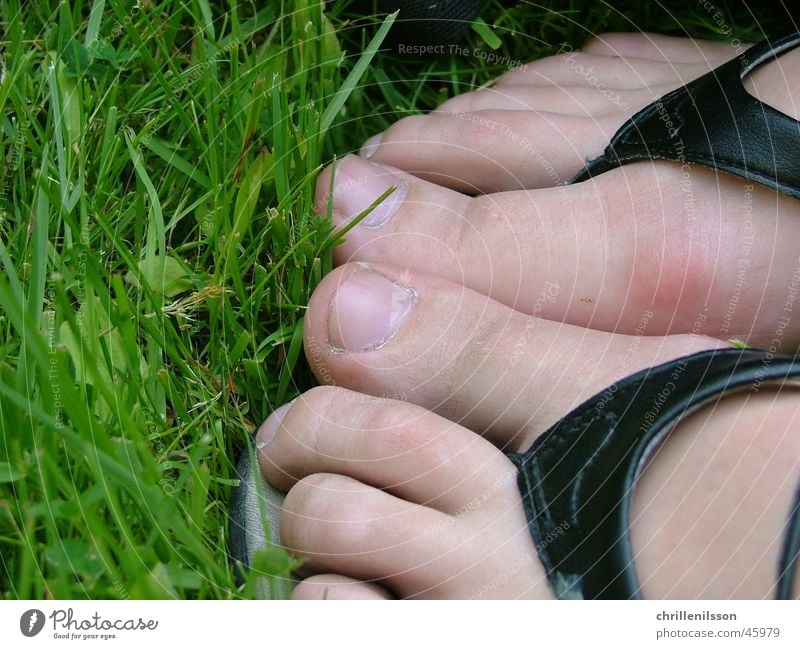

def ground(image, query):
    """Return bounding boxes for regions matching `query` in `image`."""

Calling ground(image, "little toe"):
[291,575,394,600]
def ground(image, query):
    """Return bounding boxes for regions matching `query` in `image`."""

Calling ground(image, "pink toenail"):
[331,156,407,229]
[360,133,384,159]
[328,264,417,353]
[256,402,293,450]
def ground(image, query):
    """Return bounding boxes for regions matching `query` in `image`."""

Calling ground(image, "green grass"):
[0,0,786,599]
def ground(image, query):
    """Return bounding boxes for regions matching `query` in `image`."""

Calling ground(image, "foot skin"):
[258,385,549,599]
[256,262,800,599]
[316,34,800,348]
[255,35,800,599]
[305,263,728,450]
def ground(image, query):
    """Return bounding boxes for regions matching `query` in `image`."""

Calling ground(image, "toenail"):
[331,156,407,229]
[328,265,417,353]
[359,133,383,159]
[256,401,293,450]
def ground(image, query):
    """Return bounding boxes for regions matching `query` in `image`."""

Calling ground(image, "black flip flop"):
[519,32,800,599]
[512,348,800,599]
[571,31,800,198]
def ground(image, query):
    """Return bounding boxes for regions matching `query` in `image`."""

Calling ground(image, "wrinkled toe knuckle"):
[284,473,328,517]
[391,424,453,475]
[367,405,431,457]
[324,519,365,556]
[462,110,503,142]
[282,473,342,538]
[445,311,506,396]
[283,386,345,452]
[287,475,366,551]
[453,196,491,252]
[296,385,345,424]
[365,401,413,436]
[299,471,345,496]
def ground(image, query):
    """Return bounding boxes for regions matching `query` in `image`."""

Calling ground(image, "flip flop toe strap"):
[571,32,800,199]
[508,348,800,599]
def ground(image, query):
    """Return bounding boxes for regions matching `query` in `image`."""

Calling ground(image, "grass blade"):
[319,10,397,135]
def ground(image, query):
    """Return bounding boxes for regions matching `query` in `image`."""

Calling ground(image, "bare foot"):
[316,34,800,348]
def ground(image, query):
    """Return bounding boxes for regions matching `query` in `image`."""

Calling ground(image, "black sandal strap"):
[508,348,800,599]
[776,482,800,599]
[570,32,800,200]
